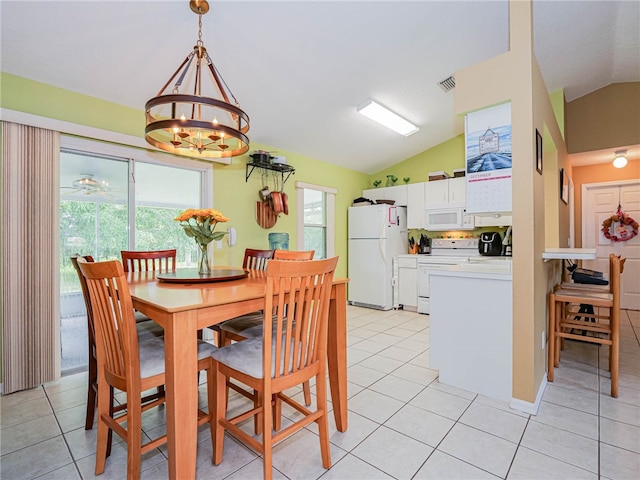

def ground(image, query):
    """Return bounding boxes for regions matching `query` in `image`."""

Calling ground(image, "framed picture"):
[535,129,543,175]
[560,168,569,204]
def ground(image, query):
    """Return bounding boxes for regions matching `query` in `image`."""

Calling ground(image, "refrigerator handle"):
[379,210,387,263]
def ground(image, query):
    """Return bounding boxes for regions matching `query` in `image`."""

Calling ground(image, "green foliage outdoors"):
[60,200,199,292]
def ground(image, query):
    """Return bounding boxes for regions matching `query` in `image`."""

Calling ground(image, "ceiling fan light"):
[357,99,418,137]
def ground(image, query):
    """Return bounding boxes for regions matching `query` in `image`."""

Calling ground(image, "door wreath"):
[601,206,639,242]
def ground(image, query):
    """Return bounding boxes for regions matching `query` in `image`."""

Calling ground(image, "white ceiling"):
[2,0,639,174]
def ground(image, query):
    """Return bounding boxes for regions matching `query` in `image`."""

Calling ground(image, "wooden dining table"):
[127,267,349,480]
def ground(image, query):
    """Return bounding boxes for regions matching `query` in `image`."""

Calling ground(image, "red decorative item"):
[601,206,639,242]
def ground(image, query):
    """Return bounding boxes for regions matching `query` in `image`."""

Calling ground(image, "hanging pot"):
[271,191,284,214]
[250,151,272,164]
[282,192,289,215]
[259,186,270,201]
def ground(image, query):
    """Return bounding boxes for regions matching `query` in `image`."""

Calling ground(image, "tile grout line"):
[46,385,83,480]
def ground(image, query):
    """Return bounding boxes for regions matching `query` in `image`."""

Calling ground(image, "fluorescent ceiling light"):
[357,99,418,136]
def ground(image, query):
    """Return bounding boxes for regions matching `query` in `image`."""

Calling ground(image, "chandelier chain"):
[197,11,204,48]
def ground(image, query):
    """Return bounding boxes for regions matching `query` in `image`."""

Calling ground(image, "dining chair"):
[120,248,177,274]
[218,249,316,408]
[121,249,176,325]
[76,258,217,479]
[273,249,314,261]
[548,254,625,397]
[216,248,275,347]
[218,249,315,346]
[211,257,338,480]
[70,254,164,436]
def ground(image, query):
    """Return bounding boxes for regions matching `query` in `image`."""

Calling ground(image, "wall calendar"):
[464,102,512,214]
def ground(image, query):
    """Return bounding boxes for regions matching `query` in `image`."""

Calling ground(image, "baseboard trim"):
[510,375,547,415]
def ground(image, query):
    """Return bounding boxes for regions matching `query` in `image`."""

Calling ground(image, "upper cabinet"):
[362,185,408,206]
[407,182,427,229]
[425,177,466,208]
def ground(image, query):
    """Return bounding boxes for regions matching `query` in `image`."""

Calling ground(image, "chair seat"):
[218,313,263,336]
[554,288,613,303]
[559,282,610,293]
[211,336,302,379]
[140,338,217,379]
[136,319,164,342]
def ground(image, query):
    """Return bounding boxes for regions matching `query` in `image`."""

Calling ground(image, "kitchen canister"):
[268,232,289,251]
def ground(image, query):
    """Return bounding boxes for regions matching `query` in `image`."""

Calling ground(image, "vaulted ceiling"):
[2,1,639,173]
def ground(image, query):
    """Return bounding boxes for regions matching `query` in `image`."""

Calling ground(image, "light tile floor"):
[1,306,639,479]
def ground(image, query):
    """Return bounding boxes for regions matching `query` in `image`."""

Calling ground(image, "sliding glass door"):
[59,140,210,374]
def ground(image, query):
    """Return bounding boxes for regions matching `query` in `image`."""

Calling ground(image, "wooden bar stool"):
[548,254,624,397]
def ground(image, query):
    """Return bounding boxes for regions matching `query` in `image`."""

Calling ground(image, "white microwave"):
[424,207,475,231]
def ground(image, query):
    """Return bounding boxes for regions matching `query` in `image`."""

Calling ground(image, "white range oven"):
[417,238,479,314]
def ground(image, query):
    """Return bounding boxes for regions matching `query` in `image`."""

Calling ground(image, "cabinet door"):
[474,214,513,227]
[363,188,383,201]
[448,177,466,206]
[425,180,449,207]
[388,185,408,206]
[398,265,418,308]
[407,183,426,229]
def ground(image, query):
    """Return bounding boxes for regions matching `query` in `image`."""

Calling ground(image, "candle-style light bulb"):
[177,115,189,138]
[209,118,221,142]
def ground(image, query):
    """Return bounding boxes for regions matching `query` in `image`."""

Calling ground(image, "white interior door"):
[582,181,640,310]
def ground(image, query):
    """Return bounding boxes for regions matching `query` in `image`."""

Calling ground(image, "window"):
[295,182,337,259]
[59,136,212,374]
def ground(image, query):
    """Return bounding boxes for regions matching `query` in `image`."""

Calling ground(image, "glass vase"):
[385,175,394,187]
[198,243,211,275]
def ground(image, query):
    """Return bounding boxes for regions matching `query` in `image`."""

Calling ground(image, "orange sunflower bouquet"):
[174,208,229,274]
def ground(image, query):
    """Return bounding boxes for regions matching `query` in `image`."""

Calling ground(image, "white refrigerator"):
[348,204,407,310]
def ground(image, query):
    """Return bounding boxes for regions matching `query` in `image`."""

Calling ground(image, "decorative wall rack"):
[245,160,295,185]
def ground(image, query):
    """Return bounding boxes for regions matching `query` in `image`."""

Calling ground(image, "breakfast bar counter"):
[429,262,513,403]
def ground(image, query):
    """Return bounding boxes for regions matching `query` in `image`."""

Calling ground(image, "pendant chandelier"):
[145,0,250,160]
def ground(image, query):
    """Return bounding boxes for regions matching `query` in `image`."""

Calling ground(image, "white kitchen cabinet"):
[395,255,418,311]
[425,177,466,208]
[362,188,382,202]
[363,185,408,206]
[448,177,466,206]
[389,185,408,206]
[474,213,513,227]
[407,182,427,229]
[430,268,513,402]
[425,180,449,206]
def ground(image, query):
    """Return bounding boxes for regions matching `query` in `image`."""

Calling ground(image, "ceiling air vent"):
[437,75,456,93]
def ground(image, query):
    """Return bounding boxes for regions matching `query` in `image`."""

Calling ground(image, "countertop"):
[542,248,597,260]
[428,263,512,278]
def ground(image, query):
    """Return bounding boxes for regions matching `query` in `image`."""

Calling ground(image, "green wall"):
[0,72,369,278]
[368,133,466,187]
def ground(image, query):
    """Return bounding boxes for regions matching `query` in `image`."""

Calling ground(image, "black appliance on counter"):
[479,232,503,256]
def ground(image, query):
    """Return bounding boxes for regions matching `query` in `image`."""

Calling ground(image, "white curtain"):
[1,121,60,394]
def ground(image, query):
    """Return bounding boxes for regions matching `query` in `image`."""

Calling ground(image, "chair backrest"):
[243,248,274,270]
[262,257,338,380]
[77,258,141,388]
[273,249,315,261]
[70,254,97,353]
[121,249,177,273]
